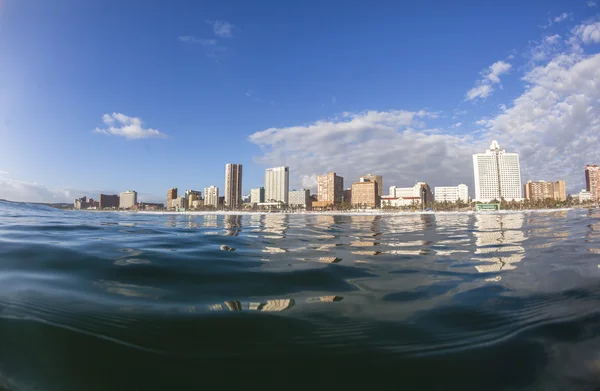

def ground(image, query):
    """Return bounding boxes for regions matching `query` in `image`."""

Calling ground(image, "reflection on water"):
[472,214,526,274]
[3,202,600,389]
[209,299,295,312]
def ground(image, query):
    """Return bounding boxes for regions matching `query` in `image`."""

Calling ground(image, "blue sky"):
[1,0,600,203]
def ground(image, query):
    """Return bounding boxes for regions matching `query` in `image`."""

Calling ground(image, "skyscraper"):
[119,190,137,209]
[265,166,289,204]
[359,174,383,199]
[554,180,567,201]
[317,172,344,204]
[585,165,600,200]
[224,163,243,209]
[473,140,522,202]
[167,188,177,209]
[204,186,219,208]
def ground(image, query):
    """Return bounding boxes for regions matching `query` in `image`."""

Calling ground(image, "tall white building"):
[119,190,137,209]
[473,140,522,202]
[250,187,265,205]
[434,184,469,203]
[204,185,219,208]
[224,163,243,208]
[265,166,289,204]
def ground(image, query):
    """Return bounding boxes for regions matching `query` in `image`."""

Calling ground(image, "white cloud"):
[206,20,234,38]
[451,122,462,128]
[94,113,166,140]
[301,174,318,191]
[545,34,561,44]
[572,21,600,44]
[487,61,512,83]
[465,60,512,101]
[249,110,478,191]
[479,52,600,191]
[0,178,76,203]
[178,36,227,57]
[588,1,597,7]
[0,170,8,175]
[466,84,493,101]
[249,45,600,195]
[0,178,163,204]
[529,35,564,64]
[554,13,570,23]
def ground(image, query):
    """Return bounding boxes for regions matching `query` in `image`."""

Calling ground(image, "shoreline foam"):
[133,207,577,216]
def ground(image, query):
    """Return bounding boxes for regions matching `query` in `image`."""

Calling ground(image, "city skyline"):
[1,2,599,203]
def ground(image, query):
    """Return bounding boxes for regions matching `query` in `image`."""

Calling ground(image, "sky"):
[1,0,600,203]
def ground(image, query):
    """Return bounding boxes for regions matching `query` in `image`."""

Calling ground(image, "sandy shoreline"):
[130,207,580,216]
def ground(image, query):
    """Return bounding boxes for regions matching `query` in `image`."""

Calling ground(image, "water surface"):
[1,201,600,389]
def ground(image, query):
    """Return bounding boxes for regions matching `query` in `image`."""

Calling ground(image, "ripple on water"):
[2,203,600,388]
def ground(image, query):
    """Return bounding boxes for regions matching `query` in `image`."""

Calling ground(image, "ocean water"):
[1,201,600,389]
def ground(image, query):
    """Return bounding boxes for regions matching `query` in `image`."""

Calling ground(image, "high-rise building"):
[289,189,312,209]
[99,194,119,209]
[524,181,554,201]
[224,163,243,208]
[74,196,87,210]
[119,190,137,209]
[351,181,379,208]
[204,186,219,208]
[434,184,469,203]
[473,140,522,202]
[359,174,383,199]
[250,187,265,205]
[185,190,202,209]
[585,165,600,200]
[167,188,177,209]
[317,172,344,204]
[265,166,289,204]
[554,180,567,201]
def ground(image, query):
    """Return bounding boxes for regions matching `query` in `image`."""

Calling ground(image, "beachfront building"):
[185,190,202,209]
[171,196,187,210]
[524,181,554,201]
[289,189,312,210]
[343,188,352,204]
[250,187,265,205]
[473,140,522,202]
[204,185,219,208]
[434,184,469,203]
[389,182,433,205]
[351,180,379,208]
[167,188,177,210]
[224,163,243,209]
[572,189,593,203]
[380,195,420,207]
[99,194,119,209]
[119,190,137,209]
[317,172,343,205]
[585,165,600,200]
[554,180,567,201]
[265,166,289,204]
[359,174,383,199]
